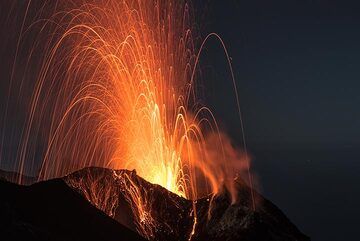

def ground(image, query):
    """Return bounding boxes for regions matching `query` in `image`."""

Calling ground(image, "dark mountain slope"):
[65,167,310,241]
[0,177,146,241]
[0,166,310,241]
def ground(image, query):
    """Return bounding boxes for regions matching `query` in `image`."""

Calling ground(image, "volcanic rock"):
[0,174,146,241]
[64,167,193,240]
[64,167,310,241]
[0,167,310,241]
[0,169,36,185]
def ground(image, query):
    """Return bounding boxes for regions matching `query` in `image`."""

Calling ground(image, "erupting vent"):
[7,0,255,239]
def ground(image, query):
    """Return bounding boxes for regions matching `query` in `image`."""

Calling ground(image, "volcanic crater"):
[0,167,310,241]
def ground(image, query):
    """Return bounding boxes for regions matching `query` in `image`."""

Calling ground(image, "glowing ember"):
[6,0,254,239]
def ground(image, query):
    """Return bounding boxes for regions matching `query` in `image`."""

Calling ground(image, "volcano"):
[0,167,310,241]
[0,170,145,241]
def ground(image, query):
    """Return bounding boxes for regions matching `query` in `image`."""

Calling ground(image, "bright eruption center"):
[3,0,254,238]
[8,2,253,228]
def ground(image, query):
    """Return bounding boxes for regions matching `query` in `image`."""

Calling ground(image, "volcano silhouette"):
[0,167,310,241]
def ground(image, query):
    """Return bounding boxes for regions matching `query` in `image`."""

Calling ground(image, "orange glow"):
[10,0,254,238]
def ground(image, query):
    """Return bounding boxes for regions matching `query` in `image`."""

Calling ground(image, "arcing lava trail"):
[2,0,259,239]
[10,0,249,199]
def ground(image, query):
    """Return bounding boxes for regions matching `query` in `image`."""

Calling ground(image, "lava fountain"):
[1,0,254,239]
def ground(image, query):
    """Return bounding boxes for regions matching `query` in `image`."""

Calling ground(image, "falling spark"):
[2,0,254,238]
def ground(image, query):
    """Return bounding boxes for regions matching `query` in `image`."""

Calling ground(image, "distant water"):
[252,148,360,241]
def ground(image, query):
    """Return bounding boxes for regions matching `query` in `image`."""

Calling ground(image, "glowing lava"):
[4,0,253,239]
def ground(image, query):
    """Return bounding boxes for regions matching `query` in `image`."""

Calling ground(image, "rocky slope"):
[0,167,310,241]
[0,174,146,241]
[65,167,310,241]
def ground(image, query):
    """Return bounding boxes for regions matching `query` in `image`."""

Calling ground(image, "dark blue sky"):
[195,2,360,240]
[1,1,359,241]
[195,0,360,150]
[1,0,359,152]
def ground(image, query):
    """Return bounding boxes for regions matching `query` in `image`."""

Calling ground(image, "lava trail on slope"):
[64,167,310,241]
[0,171,145,241]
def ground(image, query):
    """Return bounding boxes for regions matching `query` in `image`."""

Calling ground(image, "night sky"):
[196,0,360,150]
[1,1,360,241]
[197,1,360,240]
